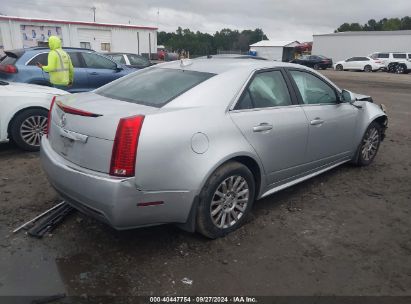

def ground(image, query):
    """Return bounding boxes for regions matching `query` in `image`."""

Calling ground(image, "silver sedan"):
[41,59,388,238]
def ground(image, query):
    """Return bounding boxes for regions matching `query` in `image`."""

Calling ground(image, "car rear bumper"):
[40,137,195,229]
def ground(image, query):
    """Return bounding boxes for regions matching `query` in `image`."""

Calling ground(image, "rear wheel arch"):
[7,106,49,139]
[179,155,263,234]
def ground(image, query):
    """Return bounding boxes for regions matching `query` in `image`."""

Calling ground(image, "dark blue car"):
[0,47,134,92]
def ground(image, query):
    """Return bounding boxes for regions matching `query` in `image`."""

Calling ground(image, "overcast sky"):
[1,0,410,41]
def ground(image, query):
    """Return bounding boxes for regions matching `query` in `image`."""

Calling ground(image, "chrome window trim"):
[24,52,49,66]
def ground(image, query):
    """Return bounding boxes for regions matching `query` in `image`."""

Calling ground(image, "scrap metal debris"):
[13,201,74,238]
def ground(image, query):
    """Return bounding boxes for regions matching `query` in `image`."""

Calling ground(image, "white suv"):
[369,52,411,74]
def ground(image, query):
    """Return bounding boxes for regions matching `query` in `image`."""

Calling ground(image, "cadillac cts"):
[41,59,388,238]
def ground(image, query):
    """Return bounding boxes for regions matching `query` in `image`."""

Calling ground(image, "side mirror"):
[341,89,356,103]
[115,64,124,71]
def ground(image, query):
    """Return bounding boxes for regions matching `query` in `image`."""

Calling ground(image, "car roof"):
[105,52,144,56]
[156,58,307,75]
[196,54,267,60]
[5,47,94,56]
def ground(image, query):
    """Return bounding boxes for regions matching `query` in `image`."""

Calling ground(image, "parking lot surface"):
[0,71,410,299]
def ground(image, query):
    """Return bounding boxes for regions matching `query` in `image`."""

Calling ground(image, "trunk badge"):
[60,113,67,128]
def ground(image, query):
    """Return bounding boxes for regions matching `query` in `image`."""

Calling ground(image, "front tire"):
[9,108,48,151]
[354,122,382,166]
[336,64,343,71]
[196,161,255,239]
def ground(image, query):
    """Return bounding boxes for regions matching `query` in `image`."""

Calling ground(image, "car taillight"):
[46,96,56,138]
[110,115,145,177]
[0,64,17,73]
[56,101,102,117]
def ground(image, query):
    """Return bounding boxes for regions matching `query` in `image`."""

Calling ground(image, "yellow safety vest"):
[49,49,71,85]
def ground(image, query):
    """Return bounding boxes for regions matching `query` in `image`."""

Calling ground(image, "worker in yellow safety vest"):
[36,36,74,90]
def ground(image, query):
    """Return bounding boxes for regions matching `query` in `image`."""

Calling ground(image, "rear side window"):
[236,70,292,109]
[393,53,406,59]
[27,53,48,66]
[96,68,215,107]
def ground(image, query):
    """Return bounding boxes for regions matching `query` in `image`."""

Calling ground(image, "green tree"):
[336,16,410,32]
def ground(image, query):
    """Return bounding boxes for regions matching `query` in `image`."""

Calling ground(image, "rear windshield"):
[0,56,17,66]
[96,68,215,107]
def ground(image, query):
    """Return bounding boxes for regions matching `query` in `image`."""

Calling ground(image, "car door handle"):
[253,123,273,132]
[310,118,325,126]
[90,72,99,75]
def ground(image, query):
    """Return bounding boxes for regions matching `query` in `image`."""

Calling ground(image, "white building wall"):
[253,46,283,60]
[313,33,411,62]
[0,19,157,54]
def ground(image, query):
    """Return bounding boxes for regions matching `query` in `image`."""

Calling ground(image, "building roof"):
[250,40,300,47]
[314,30,411,37]
[0,15,157,31]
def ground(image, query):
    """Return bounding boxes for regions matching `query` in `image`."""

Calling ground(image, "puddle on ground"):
[0,241,129,298]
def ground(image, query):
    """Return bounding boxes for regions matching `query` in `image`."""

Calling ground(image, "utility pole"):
[91,6,96,22]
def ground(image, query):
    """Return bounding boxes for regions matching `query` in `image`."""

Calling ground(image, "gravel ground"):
[0,70,410,300]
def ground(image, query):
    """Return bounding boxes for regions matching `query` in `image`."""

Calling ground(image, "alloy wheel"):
[210,175,249,229]
[361,127,380,161]
[396,65,405,74]
[20,115,47,147]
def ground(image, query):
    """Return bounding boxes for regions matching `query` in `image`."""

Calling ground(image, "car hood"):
[4,82,69,95]
[352,92,374,103]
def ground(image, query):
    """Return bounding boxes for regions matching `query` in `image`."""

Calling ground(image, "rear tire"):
[364,65,372,72]
[336,64,343,71]
[9,108,48,152]
[313,64,320,70]
[353,122,382,166]
[196,161,255,239]
[395,64,407,74]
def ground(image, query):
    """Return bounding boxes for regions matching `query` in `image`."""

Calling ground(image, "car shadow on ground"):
[65,162,357,246]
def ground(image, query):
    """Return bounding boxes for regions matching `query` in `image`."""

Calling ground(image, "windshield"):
[96,68,215,108]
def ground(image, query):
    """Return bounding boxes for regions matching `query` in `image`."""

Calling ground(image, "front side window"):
[378,53,389,58]
[96,68,214,107]
[82,52,116,69]
[127,54,150,67]
[236,70,292,110]
[346,58,354,62]
[110,54,126,64]
[289,70,338,105]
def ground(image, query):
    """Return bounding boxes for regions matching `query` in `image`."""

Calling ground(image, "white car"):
[369,52,411,74]
[334,56,384,72]
[0,81,68,151]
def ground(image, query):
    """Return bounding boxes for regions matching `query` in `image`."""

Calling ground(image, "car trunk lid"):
[48,92,158,173]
